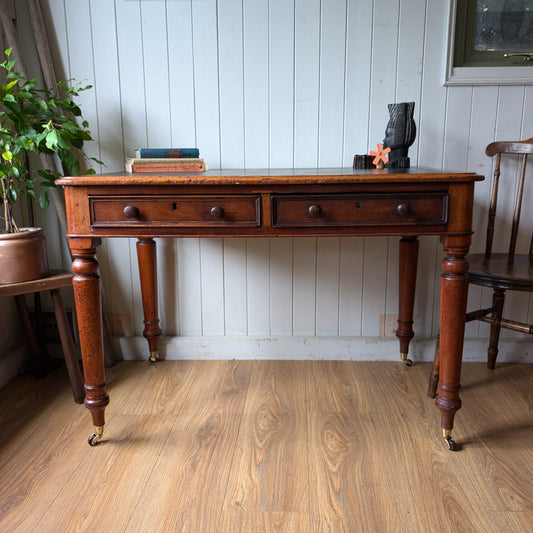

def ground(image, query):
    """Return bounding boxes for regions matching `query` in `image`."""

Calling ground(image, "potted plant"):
[0,48,100,283]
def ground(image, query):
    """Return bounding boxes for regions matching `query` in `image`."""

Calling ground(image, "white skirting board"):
[2,337,531,391]
[113,336,533,363]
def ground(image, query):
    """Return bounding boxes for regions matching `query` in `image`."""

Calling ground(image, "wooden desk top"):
[57,167,483,187]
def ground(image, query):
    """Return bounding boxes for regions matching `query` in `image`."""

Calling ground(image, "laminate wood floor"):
[1,359,532,532]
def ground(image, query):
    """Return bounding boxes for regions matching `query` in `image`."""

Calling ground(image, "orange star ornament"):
[369,143,391,169]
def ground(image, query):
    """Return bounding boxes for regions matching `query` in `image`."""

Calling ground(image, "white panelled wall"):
[26,0,533,362]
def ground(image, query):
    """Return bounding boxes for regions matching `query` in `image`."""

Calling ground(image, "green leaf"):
[70,136,83,149]
[7,72,23,81]
[45,129,59,150]
[60,150,75,167]
[38,190,49,210]
[7,188,17,203]
[21,137,36,151]
[70,160,80,176]
[0,163,11,177]
[33,130,48,146]
[37,168,58,184]
[5,79,18,91]
[1,150,12,161]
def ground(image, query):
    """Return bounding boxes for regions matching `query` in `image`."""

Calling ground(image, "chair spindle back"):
[484,139,533,258]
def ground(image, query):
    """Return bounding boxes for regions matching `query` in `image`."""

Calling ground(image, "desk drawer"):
[272,193,448,227]
[90,195,261,227]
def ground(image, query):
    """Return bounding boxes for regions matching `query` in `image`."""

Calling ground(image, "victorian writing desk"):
[56,167,483,450]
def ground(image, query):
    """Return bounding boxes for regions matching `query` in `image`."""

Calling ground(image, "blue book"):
[135,148,200,159]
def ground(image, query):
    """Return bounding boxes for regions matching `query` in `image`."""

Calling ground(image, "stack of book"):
[125,148,208,172]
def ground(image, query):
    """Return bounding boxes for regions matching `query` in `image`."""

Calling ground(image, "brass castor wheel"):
[444,435,457,451]
[88,426,104,446]
[400,353,413,366]
[149,350,159,363]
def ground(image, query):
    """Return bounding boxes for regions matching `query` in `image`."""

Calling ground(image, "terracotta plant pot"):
[0,228,50,284]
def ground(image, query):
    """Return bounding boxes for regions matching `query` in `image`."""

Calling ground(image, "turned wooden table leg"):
[70,239,109,446]
[435,235,470,451]
[136,238,161,362]
[396,236,419,366]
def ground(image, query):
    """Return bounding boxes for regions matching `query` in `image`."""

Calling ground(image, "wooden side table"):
[0,270,85,403]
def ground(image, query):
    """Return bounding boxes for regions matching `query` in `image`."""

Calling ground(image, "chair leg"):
[14,295,52,377]
[487,289,505,370]
[50,289,85,403]
[428,333,440,398]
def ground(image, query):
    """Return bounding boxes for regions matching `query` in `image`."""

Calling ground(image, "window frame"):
[445,0,533,86]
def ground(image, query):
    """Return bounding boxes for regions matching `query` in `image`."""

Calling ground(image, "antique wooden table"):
[57,167,483,450]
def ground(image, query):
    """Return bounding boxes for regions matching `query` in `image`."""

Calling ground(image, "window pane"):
[474,0,533,51]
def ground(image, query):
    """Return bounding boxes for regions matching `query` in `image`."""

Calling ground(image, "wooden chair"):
[0,270,85,403]
[428,139,533,398]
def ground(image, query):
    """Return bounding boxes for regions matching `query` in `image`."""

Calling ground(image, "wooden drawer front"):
[90,195,261,227]
[272,193,448,227]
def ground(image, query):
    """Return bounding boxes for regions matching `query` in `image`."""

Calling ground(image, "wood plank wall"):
[7,0,533,361]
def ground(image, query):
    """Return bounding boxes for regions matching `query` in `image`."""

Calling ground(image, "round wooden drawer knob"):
[396,203,411,217]
[123,205,139,218]
[308,204,322,218]
[210,206,225,219]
